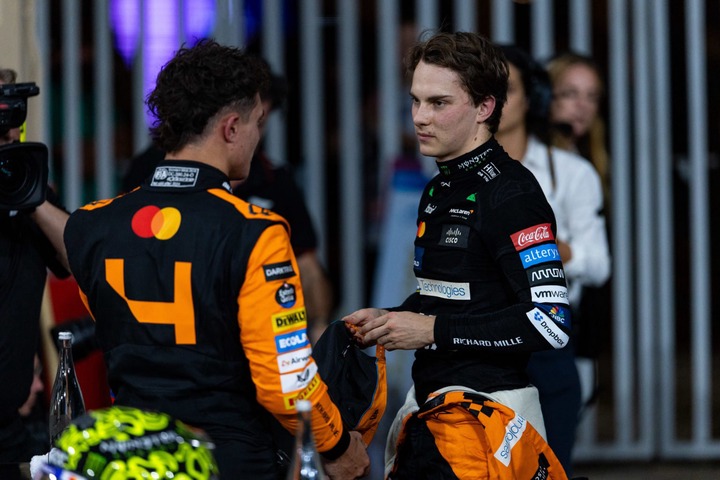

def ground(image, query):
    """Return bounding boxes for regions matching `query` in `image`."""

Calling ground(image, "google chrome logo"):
[131,205,182,240]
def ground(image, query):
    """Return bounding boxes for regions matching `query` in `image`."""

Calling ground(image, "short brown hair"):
[147,40,269,153]
[405,31,508,133]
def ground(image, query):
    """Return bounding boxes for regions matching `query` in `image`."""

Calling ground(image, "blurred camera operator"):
[0,67,70,478]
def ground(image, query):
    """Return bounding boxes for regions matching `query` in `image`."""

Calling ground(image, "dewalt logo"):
[272,307,308,333]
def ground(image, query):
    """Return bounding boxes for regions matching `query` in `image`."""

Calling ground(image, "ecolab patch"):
[280,362,318,393]
[272,307,308,333]
[264,261,296,281]
[510,223,554,251]
[150,166,199,187]
[275,329,310,353]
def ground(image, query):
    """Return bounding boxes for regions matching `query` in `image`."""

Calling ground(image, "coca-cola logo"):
[511,223,554,251]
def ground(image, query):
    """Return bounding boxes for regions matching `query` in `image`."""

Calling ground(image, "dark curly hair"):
[404,31,508,134]
[147,39,269,153]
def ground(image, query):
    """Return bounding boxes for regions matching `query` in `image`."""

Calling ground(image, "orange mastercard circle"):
[417,221,426,238]
[132,205,182,240]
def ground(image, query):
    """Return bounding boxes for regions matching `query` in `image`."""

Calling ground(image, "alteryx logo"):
[520,244,561,269]
[275,330,309,353]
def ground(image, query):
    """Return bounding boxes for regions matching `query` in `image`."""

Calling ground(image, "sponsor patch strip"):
[519,244,561,269]
[526,308,569,349]
[280,362,318,394]
[272,307,308,333]
[277,346,312,374]
[416,277,470,301]
[530,285,569,305]
[275,329,309,353]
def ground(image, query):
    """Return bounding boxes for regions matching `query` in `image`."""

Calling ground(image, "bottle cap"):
[296,399,312,413]
[58,331,73,341]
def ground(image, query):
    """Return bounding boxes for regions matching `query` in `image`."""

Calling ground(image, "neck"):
[166,140,230,176]
[496,127,529,162]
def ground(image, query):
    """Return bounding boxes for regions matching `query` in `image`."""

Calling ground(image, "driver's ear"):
[476,96,497,124]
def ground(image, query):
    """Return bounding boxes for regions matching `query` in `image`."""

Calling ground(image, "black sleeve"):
[433,192,572,353]
[386,292,421,313]
[29,188,70,278]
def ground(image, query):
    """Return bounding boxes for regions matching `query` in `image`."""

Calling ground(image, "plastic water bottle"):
[48,331,86,447]
[286,399,326,480]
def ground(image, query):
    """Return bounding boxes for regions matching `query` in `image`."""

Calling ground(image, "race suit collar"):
[436,138,500,178]
[144,160,233,193]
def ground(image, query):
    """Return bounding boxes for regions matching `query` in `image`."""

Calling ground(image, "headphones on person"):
[500,45,553,120]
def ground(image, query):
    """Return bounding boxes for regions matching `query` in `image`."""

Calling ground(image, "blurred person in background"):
[547,52,612,411]
[496,45,610,475]
[0,67,70,479]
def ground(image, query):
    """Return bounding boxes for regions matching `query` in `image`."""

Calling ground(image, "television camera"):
[0,81,49,211]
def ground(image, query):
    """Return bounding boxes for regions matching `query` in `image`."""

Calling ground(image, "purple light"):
[185,0,216,43]
[110,0,216,127]
[110,0,140,66]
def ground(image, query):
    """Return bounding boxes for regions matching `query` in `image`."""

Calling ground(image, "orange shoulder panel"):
[78,197,117,211]
[208,188,290,232]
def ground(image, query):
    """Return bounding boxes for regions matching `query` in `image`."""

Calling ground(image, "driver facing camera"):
[0,67,71,479]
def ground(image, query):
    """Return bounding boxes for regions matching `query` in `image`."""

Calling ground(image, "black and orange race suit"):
[395,138,573,403]
[64,161,348,476]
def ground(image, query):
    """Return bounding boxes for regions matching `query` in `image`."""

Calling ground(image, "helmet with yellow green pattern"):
[36,405,219,479]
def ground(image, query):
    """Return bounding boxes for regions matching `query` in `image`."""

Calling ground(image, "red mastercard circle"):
[132,205,161,238]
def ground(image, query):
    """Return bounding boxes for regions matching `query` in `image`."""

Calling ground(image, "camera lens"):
[0,142,48,210]
[0,157,31,197]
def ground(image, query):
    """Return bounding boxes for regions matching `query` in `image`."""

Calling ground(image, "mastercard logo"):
[417,221,426,238]
[131,205,181,240]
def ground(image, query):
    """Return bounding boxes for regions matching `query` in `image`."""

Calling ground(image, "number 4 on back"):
[105,258,197,344]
